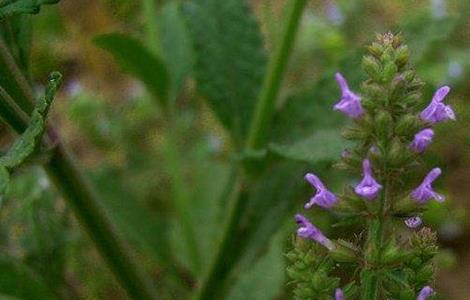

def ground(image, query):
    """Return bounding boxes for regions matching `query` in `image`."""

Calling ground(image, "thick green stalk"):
[193,175,245,300]
[246,0,308,150]
[194,1,307,299]
[142,0,161,56]
[0,59,158,300]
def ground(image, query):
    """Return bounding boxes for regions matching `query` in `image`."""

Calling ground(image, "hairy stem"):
[246,0,307,150]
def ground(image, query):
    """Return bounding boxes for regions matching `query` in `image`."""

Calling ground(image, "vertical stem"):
[245,0,307,151]
[195,1,307,299]
[163,123,202,275]
[45,145,159,300]
[142,0,161,56]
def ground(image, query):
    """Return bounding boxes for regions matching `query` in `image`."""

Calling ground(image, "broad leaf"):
[183,0,267,146]
[0,0,60,20]
[94,33,170,110]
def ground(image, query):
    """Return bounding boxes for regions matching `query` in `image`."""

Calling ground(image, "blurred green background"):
[0,0,469,299]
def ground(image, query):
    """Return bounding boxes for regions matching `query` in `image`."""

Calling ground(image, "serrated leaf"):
[183,0,267,146]
[0,0,60,20]
[0,256,56,300]
[93,33,170,110]
[0,72,61,169]
[269,129,347,163]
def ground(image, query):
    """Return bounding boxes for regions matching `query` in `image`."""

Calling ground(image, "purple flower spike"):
[420,86,455,124]
[417,286,434,300]
[410,129,434,153]
[411,168,445,204]
[405,216,422,228]
[333,73,364,118]
[355,159,382,200]
[304,173,337,209]
[335,288,344,300]
[295,214,335,250]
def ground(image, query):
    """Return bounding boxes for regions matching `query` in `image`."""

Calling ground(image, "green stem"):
[0,68,158,300]
[194,1,307,299]
[142,0,161,56]
[45,145,158,300]
[245,0,307,150]
[194,175,245,300]
[163,124,202,275]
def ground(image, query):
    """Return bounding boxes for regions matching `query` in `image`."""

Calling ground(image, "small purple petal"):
[410,129,434,153]
[417,286,434,300]
[333,73,364,119]
[411,168,445,204]
[295,214,334,250]
[420,86,455,124]
[405,217,422,228]
[304,173,337,209]
[355,159,382,200]
[335,288,344,300]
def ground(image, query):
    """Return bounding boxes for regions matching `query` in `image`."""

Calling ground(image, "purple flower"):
[335,288,344,300]
[420,86,455,124]
[405,216,422,228]
[333,73,364,118]
[411,168,445,204]
[304,173,337,209]
[410,129,434,153]
[355,159,382,200]
[417,286,434,300]
[295,214,335,250]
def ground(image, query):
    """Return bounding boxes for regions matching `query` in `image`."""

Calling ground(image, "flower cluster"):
[288,33,454,299]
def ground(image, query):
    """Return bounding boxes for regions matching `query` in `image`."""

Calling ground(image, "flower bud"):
[375,111,393,140]
[362,56,381,82]
[383,61,398,83]
[395,45,410,69]
[367,42,383,58]
[330,240,359,263]
[395,114,419,136]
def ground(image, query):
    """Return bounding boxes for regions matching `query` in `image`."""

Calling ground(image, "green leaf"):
[0,166,10,200]
[93,33,170,110]
[269,128,347,163]
[158,1,194,102]
[360,270,379,300]
[0,0,60,20]
[0,256,56,300]
[227,230,285,300]
[183,0,267,146]
[0,72,61,169]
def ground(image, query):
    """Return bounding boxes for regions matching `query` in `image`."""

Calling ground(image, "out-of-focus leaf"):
[0,166,10,199]
[0,256,56,300]
[227,229,285,300]
[0,0,60,20]
[0,72,61,169]
[91,167,173,265]
[93,33,170,109]
[158,1,193,101]
[183,0,267,146]
[269,128,346,163]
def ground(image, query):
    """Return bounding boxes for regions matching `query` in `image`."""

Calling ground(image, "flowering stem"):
[246,0,307,150]
[0,51,158,300]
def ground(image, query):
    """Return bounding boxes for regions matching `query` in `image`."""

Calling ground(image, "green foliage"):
[0,0,60,20]
[94,33,170,110]
[183,0,267,146]
[0,72,61,196]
